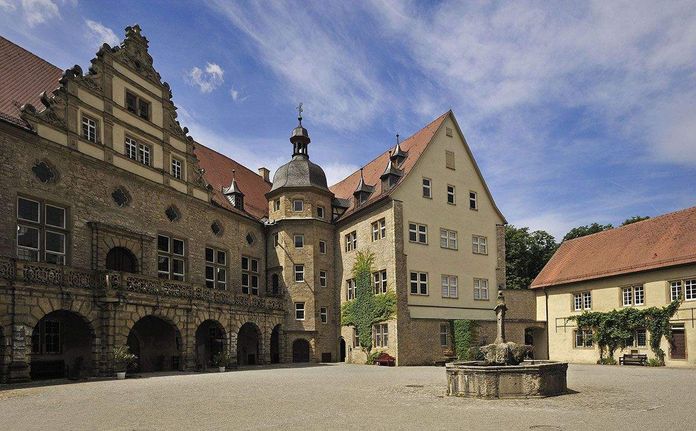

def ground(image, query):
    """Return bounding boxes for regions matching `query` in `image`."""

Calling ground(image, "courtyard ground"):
[0,363,692,430]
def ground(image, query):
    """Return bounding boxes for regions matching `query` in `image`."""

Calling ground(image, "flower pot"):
[116,371,126,380]
[218,366,226,372]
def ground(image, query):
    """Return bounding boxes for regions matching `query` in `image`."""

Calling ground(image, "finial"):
[296,102,304,125]
[396,133,400,145]
[232,169,236,179]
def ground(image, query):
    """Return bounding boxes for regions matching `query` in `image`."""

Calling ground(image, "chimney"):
[258,167,270,183]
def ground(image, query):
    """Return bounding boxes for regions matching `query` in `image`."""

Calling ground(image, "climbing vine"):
[568,300,680,365]
[452,320,479,360]
[340,250,397,354]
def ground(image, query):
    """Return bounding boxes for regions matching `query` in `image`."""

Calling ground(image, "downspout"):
[544,288,550,360]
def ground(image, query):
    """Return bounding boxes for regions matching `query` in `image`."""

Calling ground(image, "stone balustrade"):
[0,256,285,311]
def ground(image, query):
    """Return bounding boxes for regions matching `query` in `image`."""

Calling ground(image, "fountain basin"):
[446,360,568,399]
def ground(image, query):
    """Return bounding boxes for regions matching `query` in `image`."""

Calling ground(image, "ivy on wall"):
[340,251,397,354]
[452,320,479,360]
[568,300,680,365]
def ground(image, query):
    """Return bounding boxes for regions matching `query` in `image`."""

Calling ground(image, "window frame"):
[346,278,356,300]
[472,235,488,255]
[574,329,594,349]
[16,196,69,265]
[373,323,389,348]
[409,271,429,295]
[371,218,386,241]
[319,270,328,288]
[445,150,455,170]
[439,228,458,250]
[573,291,592,311]
[157,234,186,281]
[292,199,304,212]
[345,231,357,252]
[441,275,458,298]
[171,157,183,180]
[81,112,99,143]
[320,306,328,324]
[205,246,227,290]
[319,240,327,254]
[294,302,305,320]
[124,136,151,166]
[373,270,388,295]
[408,222,428,245]
[317,205,325,219]
[473,278,489,300]
[446,184,456,205]
[241,256,260,295]
[440,323,450,347]
[422,177,432,199]
[125,90,151,121]
[294,234,305,248]
[469,191,478,210]
[294,264,305,283]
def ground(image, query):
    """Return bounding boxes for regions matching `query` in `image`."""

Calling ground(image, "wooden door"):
[671,329,686,360]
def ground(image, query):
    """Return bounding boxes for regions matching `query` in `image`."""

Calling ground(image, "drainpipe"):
[544,288,550,360]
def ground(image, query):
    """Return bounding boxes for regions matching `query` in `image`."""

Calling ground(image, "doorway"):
[671,326,686,360]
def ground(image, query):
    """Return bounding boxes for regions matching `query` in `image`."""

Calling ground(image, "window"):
[670,281,683,301]
[125,90,150,120]
[573,292,592,311]
[473,278,489,300]
[373,323,388,348]
[472,235,488,254]
[125,136,151,166]
[408,223,427,244]
[373,270,388,294]
[273,233,279,247]
[319,270,327,288]
[242,256,260,295]
[33,320,61,354]
[685,279,696,301]
[622,287,632,306]
[295,302,305,320]
[574,329,593,348]
[320,307,328,324]
[294,234,304,248]
[81,114,98,143]
[317,206,325,219]
[346,279,356,300]
[292,199,304,212]
[294,264,305,282]
[317,240,326,254]
[205,247,227,289]
[171,158,182,180]
[446,127,453,137]
[410,271,428,295]
[422,178,432,198]
[371,218,386,241]
[16,197,68,265]
[447,185,456,204]
[157,235,185,281]
[345,231,357,252]
[445,150,455,170]
[440,228,457,250]
[273,199,281,211]
[353,328,359,348]
[635,329,647,347]
[440,323,449,347]
[623,285,645,306]
[469,192,478,210]
[441,275,458,298]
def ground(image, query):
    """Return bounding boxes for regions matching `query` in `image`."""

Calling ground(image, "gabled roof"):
[194,144,271,219]
[0,36,62,128]
[330,110,506,223]
[531,205,696,289]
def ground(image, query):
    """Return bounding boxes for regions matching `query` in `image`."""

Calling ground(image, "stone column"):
[8,287,30,383]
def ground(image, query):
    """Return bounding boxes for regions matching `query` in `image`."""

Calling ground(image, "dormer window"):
[125,90,150,120]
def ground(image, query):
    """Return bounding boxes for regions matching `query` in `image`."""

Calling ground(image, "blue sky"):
[2,0,695,240]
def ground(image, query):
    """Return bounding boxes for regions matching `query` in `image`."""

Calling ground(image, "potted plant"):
[212,351,231,372]
[113,345,137,380]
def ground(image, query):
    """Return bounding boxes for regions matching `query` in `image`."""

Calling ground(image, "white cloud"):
[84,19,119,48]
[0,0,17,11]
[322,161,361,187]
[21,0,60,26]
[186,63,224,93]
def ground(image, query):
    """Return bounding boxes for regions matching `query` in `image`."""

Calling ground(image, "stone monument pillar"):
[494,290,507,345]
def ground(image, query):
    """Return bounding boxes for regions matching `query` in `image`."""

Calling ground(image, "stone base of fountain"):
[446,360,568,399]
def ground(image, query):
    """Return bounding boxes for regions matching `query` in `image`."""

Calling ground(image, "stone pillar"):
[183,308,195,371]
[8,287,30,383]
[495,224,506,290]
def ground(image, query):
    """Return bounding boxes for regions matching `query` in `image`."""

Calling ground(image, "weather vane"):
[296,102,304,124]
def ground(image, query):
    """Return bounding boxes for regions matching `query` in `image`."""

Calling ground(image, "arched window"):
[105,247,137,273]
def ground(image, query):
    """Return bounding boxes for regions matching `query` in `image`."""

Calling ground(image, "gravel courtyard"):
[0,363,693,431]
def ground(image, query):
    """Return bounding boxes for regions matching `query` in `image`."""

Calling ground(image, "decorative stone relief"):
[111,187,131,207]
[32,160,58,183]
[165,205,181,222]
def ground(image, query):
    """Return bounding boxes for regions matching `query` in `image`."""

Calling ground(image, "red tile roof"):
[531,205,696,288]
[193,144,271,219]
[330,112,449,219]
[0,36,62,127]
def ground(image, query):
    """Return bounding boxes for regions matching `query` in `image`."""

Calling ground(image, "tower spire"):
[290,103,311,158]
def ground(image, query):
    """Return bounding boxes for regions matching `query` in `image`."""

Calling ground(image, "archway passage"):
[237,322,261,365]
[106,247,137,273]
[339,337,346,362]
[292,338,310,363]
[196,320,226,369]
[270,325,281,364]
[127,316,181,373]
[30,310,93,380]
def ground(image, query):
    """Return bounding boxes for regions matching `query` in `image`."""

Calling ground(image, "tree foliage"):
[621,216,650,226]
[505,225,558,289]
[562,223,613,242]
[568,301,680,365]
[452,320,479,360]
[340,250,396,354]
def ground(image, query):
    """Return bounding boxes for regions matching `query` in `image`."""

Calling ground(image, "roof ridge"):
[0,36,62,74]
[329,110,449,188]
[562,204,696,244]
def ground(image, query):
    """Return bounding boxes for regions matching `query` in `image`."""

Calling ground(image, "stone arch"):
[339,336,346,362]
[237,322,262,365]
[270,324,282,364]
[106,246,138,273]
[127,315,183,372]
[292,338,311,363]
[195,319,226,369]
[29,309,97,380]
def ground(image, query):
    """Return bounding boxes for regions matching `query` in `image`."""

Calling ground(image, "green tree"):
[562,223,613,242]
[505,225,558,289]
[340,251,396,355]
[621,216,650,226]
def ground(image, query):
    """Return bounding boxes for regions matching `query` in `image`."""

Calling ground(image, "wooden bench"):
[619,354,647,366]
[374,353,396,367]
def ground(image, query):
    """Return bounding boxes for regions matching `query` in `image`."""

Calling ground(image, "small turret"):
[223,169,244,210]
[353,168,374,206]
[389,134,407,166]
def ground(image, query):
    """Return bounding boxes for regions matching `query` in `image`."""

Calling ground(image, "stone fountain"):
[446,290,568,398]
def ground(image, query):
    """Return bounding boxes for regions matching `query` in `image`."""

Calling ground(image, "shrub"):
[646,358,663,367]
[212,351,233,367]
[366,350,383,365]
[113,345,137,372]
[597,356,617,365]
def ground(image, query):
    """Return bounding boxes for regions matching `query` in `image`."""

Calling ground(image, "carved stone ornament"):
[32,160,58,183]
[211,221,223,236]
[165,205,181,222]
[111,187,131,208]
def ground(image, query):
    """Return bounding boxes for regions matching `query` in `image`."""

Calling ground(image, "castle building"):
[0,26,520,383]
